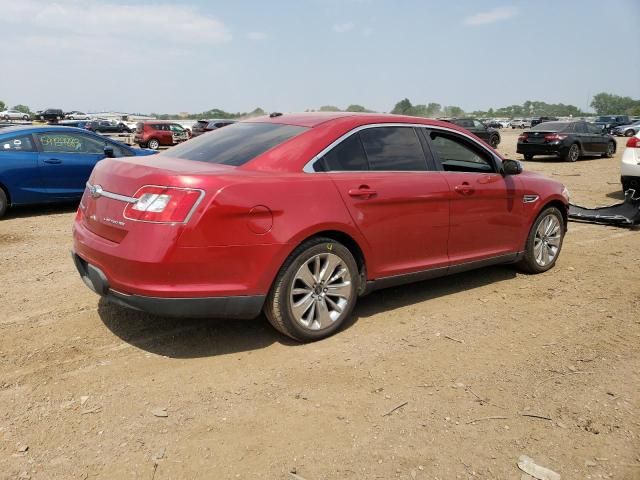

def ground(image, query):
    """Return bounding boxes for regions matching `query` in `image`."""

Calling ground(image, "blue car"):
[0,125,157,218]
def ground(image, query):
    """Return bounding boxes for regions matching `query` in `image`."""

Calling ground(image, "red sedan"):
[72,112,570,342]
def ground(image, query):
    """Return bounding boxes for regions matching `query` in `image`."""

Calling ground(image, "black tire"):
[603,141,616,158]
[622,179,630,193]
[264,237,360,342]
[564,143,580,162]
[147,138,160,150]
[523,154,534,161]
[3,115,8,120]
[489,135,500,148]
[22,115,29,121]
[625,129,635,137]
[517,207,565,274]
[0,188,8,218]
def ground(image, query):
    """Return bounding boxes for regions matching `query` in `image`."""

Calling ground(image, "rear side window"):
[316,133,368,171]
[0,135,36,152]
[162,122,308,166]
[360,127,427,171]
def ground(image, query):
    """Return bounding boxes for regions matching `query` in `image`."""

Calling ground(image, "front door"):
[35,132,105,198]
[425,128,525,264]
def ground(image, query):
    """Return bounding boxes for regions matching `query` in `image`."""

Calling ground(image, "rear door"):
[35,131,106,198]
[425,128,525,264]
[316,125,451,278]
[0,134,46,204]
[586,122,608,153]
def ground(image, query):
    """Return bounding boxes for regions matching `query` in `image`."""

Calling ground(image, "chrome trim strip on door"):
[301,122,502,173]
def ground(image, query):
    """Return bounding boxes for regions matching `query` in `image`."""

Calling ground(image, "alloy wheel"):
[568,144,579,162]
[289,252,352,331]
[533,214,561,267]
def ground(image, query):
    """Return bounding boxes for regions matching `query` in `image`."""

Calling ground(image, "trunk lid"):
[79,156,236,243]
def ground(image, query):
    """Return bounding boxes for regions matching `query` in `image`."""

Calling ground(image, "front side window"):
[359,127,427,171]
[473,120,486,129]
[0,135,36,152]
[37,133,106,154]
[169,124,185,133]
[428,130,495,173]
[161,122,308,166]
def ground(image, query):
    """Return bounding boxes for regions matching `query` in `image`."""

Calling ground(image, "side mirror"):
[502,159,522,175]
[103,146,115,158]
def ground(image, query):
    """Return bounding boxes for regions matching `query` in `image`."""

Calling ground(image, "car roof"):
[244,112,463,130]
[0,125,109,136]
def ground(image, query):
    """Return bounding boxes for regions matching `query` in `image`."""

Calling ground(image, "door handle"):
[43,158,62,164]
[348,186,377,199]
[454,182,475,195]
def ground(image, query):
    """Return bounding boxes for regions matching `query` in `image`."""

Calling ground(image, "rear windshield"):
[530,122,570,131]
[162,122,308,166]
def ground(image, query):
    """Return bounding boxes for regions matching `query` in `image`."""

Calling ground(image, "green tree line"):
[3,92,638,120]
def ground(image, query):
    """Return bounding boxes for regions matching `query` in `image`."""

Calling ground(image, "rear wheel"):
[523,154,534,161]
[0,188,8,218]
[147,138,160,150]
[603,141,615,158]
[564,143,580,162]
[517,207,565,274]
[264,237,359,342]
[22,115,29,121]
[625,129,635,137]
[489,135,499,148]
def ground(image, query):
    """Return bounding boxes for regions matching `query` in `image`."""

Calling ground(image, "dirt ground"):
[1,129,639,480]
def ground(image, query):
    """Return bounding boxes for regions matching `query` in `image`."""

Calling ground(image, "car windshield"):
[161,122,308,166]
[530,122,570,131]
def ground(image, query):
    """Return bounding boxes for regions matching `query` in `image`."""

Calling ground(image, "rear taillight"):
[123,186,203,224]
[544,134,568,142]
[518,133,528,141]
[626,136,640,148]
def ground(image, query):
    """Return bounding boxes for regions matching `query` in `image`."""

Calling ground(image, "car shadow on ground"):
[4,201,78,219]
[521,155,605,163]
[98,265,517,359]
[606,190,625,201]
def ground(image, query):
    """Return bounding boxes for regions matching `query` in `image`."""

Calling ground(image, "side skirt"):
[362,252,523,295]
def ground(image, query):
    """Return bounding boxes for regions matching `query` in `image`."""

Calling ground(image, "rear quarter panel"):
[177,172,370,293]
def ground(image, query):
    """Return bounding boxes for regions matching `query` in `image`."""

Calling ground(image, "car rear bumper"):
[72,252,265,318]
[517,143,568,156]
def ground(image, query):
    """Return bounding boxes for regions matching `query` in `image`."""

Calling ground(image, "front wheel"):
[564,143,580,162]
[489,136,499,148]
[517,207,565,274]
[603,141,615,158]
[625,129,635,137]
[264,238,359,342]
[22,115,29,121]
[147,138,160,150]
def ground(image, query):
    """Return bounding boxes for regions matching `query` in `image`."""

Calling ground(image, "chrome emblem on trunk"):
[89,184,103,199]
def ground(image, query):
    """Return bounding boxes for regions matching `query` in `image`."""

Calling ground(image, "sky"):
[0,0,638,114]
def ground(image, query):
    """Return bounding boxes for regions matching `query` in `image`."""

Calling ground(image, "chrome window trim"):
[302,123,502,173]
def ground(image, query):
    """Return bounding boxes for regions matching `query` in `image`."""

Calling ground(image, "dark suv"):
[191,119,236,137]
[38,109,65,122]
[443,118,501,148]
[531,116,559,127]
[594,115,630,133]
[85,120,132,134]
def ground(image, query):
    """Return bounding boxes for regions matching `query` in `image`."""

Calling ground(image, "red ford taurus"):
[72,112,570,342]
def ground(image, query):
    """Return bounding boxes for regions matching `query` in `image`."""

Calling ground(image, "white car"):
[621,132,640,193]
[1,110,30,121]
